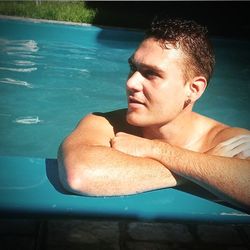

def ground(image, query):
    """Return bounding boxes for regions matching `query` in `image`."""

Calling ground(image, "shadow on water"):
[86,1,250,41]
[45,158,246,212]
[173,181,238,211]
[95,28,144,49]
[45,158,71,195]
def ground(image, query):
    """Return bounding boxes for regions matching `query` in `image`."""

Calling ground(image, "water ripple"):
[6,52,43,59]
[13,60,36,66]
[14,116,42,125]
[1,39,39,53]
[0,67,37,72]
[0,77,32,88]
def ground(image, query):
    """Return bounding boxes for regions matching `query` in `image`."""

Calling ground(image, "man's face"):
[126,37,189,128]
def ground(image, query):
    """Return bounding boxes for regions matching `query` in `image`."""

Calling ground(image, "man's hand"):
[110,132,154,157]
[206,134,250,159]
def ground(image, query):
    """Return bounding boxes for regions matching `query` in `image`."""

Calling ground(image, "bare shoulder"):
[205,123,250,159]
[213,126,250,145]
[65,109,140,147]
[197,113,250,150]
[69,110,122,146]
[93,109,142,136]
[76,111,114,132]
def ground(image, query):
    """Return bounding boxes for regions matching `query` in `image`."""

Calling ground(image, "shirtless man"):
[57,17,250,210]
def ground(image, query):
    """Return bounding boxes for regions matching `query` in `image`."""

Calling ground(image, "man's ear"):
[188,76,207,102]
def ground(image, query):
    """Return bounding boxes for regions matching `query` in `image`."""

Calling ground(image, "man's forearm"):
[150,141,250,209]
[58,143,180,196]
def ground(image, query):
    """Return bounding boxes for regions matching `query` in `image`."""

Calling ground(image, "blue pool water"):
[0,17,250,158]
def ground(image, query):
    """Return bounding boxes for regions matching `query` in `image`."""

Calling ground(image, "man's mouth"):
[128,96,146,109]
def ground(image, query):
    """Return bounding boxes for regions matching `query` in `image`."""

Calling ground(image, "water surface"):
[0,18,249,158]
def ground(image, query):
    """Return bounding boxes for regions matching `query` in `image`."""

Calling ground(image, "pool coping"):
[0,14,144,32]
[1,155,249,223]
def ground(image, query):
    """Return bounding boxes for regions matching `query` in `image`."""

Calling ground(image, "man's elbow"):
[57,160,88,196]
[58,164,84,194]
[57,147,89,195]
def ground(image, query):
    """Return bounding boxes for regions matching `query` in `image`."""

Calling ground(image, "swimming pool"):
[0,17,250,159]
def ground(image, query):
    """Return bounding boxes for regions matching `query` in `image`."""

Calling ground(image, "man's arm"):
[111,131,250,210]
[57,113,181,196]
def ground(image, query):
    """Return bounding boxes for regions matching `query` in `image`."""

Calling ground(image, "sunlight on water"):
[14,116,43,125]
[0,66,37,72]
[0,38,39,52]
[0,77,32,88]
[0,18,142,157]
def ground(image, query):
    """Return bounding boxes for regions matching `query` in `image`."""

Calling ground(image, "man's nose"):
[126,71,143,92]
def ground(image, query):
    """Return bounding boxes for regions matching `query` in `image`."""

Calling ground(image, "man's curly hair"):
[145,17,215,83]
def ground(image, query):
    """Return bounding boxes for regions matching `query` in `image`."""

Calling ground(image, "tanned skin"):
[58,37,250,211]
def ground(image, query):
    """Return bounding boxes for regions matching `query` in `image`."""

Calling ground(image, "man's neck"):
[142,108,204,149]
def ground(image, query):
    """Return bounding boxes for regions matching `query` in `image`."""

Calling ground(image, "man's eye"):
[143,70,157,78]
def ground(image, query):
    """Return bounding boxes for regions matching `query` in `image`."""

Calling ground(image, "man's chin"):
[126,111,144,127]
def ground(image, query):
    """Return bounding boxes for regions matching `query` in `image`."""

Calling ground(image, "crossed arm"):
[58,113,250,210]
[58,114,180,196]
[111,132,250,210]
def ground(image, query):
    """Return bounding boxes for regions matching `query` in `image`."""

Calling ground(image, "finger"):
[115,132,127,137]
[110,136,120,147]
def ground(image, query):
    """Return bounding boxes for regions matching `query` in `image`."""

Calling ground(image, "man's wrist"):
[150,140,170,161]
